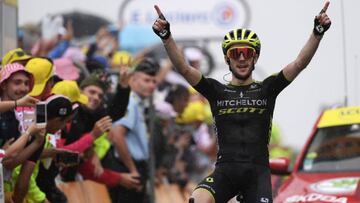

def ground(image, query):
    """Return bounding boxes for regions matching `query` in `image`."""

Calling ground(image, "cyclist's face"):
[225,45,258,80]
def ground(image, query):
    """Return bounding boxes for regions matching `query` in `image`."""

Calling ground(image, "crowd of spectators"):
[0,15,217,203]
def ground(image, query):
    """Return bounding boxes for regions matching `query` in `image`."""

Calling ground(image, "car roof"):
[317,106,360,128]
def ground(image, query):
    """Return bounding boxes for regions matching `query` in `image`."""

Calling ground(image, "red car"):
[271,106,360,203]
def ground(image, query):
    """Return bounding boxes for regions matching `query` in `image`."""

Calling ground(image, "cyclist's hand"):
[313,1,331,36]
[152,5,171,40]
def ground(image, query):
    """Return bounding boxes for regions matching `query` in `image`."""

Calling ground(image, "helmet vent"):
[243,29,251,39]
[251,33,258,40]
[229,31,235,40]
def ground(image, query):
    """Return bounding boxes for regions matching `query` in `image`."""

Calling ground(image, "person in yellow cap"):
[1,48,32,67]
[12,95,75,203]
[26,80,89,203]
[0,63,46,203]
[25,57,55,100]
[11,57,55,203]
[111,50,132,69]
[13,80,88,203]
[51,77,139,195]
[51,80,88,104]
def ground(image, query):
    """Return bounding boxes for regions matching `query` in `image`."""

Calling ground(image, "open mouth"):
[236,64,249,70]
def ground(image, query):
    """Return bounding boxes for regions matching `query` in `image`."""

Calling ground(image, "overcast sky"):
[18,0,360,151]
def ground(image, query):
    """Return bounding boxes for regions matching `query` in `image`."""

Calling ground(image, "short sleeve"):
[114,99,136,131]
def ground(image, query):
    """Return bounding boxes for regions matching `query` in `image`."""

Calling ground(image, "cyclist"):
[152,2,331,203]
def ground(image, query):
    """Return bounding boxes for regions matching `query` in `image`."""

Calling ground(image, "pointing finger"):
[154,5,166,20]
[154,5,162,16]
[320,1,330,14]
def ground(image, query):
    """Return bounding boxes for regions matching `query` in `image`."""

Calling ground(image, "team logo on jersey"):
[250,84,258,89]
[206,177,214,183]
[218,107,266,115]
[216,99,267,107]
[224,88,236,93]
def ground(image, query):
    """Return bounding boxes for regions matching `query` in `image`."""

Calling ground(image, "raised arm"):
[152,5,202,86]
[283,1,331,81]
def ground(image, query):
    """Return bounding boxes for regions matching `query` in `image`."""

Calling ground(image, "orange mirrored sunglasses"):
[226,47,256,60]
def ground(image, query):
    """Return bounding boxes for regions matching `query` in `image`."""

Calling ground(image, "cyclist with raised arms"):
[153,2,331,203]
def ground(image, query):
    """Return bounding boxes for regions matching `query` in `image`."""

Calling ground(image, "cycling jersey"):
[193,71,290,202]
[193,71,290,165]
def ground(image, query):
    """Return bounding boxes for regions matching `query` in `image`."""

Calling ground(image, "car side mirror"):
[270,157,291,175]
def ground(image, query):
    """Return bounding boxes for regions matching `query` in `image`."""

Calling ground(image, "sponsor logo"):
[285,193,347,203]
[218,107,266,115]
[250,84,258,89]
[315,25,324,34]
[206,177,214,183]
[212,3,236,26]
[197,184,216,194]
[224,89,236,93]
[216,99,267,107]
[260,197,269,203]
[310,177,359,195]
[121,0,250,27]
[339,108,360,117]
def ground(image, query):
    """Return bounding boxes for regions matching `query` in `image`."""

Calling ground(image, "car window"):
[300,124,360,172]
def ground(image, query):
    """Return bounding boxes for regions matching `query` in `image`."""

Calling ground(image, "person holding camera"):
[0,63,48,201]
[8,57,55,203]
[47,78,140,191]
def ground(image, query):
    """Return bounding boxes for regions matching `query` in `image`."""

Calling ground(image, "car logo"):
[310,177,360,194]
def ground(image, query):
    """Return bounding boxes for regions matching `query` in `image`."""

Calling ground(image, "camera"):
[35,102,47,128]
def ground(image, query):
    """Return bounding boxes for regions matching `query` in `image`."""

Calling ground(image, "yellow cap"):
[25,58,54,96]
[1,48,32,66]
[52,80,88,104]
[188,86,198,95]
[111,51,132,66]
[176,101,213,124]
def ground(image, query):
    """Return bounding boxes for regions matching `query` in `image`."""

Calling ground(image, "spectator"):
[25,57,54,100]
[12,95,75,203]
[11,57,55,203]
[34,80,88,202]
[57,75,139,191]
[104,58,159,203]
[0,63,45,172]
[53,58,80,81]
[1,48,32,67]
[153,84,191,187]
